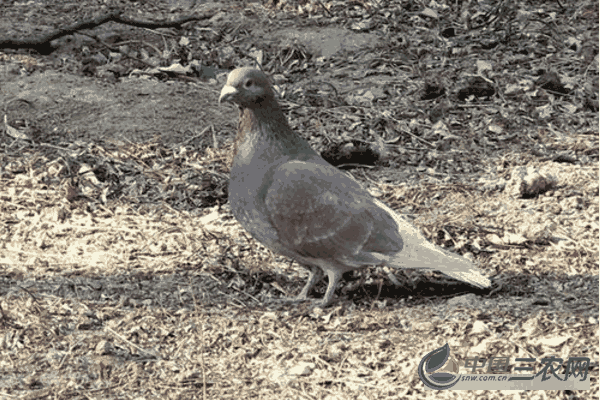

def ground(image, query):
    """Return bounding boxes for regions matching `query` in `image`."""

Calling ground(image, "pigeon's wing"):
[264,160,405,267]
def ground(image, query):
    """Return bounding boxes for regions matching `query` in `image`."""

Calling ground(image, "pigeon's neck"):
[235,101,317,160]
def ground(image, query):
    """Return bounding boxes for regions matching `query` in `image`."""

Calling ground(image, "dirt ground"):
[0,0,598,399]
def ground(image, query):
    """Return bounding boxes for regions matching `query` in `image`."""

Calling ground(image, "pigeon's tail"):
[387,237,491,288]
[371,198,491,289]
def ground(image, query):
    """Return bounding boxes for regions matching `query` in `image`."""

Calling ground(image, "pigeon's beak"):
[219,85,238,104]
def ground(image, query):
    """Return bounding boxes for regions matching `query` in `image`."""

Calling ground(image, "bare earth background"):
[0,0,598,399]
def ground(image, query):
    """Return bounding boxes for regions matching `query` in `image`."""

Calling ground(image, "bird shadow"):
[344,278,490,306]
[281,270,501,307]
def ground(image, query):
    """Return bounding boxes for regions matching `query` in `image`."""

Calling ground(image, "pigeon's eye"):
[244,79,253,88]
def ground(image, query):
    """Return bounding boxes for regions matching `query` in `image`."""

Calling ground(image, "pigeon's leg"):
[385,268,417,290]
[318,267,344,307]
[387,271,402,286]
[295,265,323,301]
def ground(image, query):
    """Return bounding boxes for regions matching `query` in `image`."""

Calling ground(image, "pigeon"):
[218,67,491,307]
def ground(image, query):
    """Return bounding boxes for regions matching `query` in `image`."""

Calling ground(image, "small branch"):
[0,10,213,54]
[116,14,206,29]
[0,11,123,53]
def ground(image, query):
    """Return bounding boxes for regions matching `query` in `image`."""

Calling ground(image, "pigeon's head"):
[219,68,275,109]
